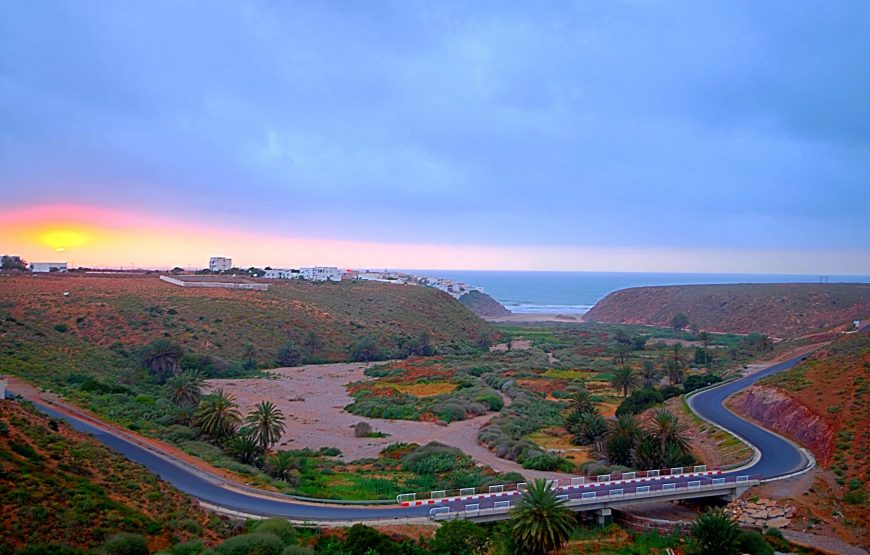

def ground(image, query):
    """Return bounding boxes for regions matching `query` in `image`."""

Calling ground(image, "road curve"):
[12,349,821,521]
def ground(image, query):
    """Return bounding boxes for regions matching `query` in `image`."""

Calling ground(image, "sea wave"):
[503,302,593,314]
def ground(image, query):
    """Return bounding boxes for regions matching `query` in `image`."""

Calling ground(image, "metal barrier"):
[460,487,476,496]
[494,500,511,510]
[556,494,569,501]
[647,469,660,477]
[610,488,624,497]
[636,485,650,494]
[581,491,596,500]
[571,476,585,486]
[430,507,449,518]
[397,493,416,503]
[431,490,446,499]
[488,485,504,493]
[517,482,528,492]
[662,483,676,491]
[694,465,707,472]
[688,481,701,489]
[622,472,635,480]
[597,474,611,482]
[670,467,683,475]
[736,475,749,483]
[712,478,726,486]
[464,504,480,517]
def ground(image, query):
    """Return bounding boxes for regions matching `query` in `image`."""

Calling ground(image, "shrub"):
[519,451,573,472]
[254,519,296,545]
[171,540,205,555]
[343,524,402,555]
[99,533,149,555]
[684,374,723,393]
[615,388,663,416]
[276,341,304,367]
[217,533,284,555]
[281,547,313,555]
[401,442,471,475]
[737,529,773,555]
[690,508,741,555]
[429,520,489,554]
[353,422,373,438]
[54,323,69,333]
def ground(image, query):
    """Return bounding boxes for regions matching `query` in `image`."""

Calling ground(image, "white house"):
[264,268,301,279]
[0,377,7,400]
[209,257,232,273]
[30,262,68,273]
[300,266,342,282]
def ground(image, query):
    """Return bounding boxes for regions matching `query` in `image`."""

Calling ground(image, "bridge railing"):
[400,464,721,505]
[430,475,762,521]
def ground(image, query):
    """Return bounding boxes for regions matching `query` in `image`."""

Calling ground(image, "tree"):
[303,331,323,356]
[606,414,643,466]
[139,339,183,384]
[242,343,257,371]
[166,369,205,408]
[613,342,632,365]
[225,428,262,465]
[610,366,640,398]
[1,255,27,271]
[667,344,687,384]
[569,412,607,454]
[509,479,575,555]
[193,389,242,444]
[267,451,300,484]
[671,313,689,331]
[276,341,304,367]
[569,388,596,414]
[349,337,382,362]
[631,434,660,470]
[650,408,689,454]
[245,401,286,451]
[698,331,711,365]
[429,520,489,555]
[640,359,659,388]
[690,507,742,555]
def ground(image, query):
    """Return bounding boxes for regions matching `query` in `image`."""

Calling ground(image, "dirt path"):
[206,362,571,480]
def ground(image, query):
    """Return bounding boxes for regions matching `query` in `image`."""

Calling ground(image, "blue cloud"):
[1,0,868,253]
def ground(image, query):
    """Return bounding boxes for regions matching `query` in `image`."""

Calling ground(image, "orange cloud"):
[1,204,868,274]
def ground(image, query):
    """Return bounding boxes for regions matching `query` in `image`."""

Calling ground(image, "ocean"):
[406,271,870,315]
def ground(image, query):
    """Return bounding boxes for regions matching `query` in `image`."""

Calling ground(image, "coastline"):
[486,313,585,323]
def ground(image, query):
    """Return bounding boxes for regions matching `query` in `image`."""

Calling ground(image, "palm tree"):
[666,358,686,385]
[569,388,596,414]
[267,451,300,484]
[225,428,261,465]
[167,370,205,408]
[651,408,689,451]
[245,401,286,451]
[698,331,710,366]
[509,479,575,555]
[570,412,607,455]
[610,366,640,398]
[606,414,643,466]
[690,507,741,555]
[140,339,183,384]
[640,359,658,388]
[631,434,660,470]
[193,389,241,445]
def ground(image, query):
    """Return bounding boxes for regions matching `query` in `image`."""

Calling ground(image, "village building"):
[209,257,233,272]
[29,262,68,273]
[300,266,342,282]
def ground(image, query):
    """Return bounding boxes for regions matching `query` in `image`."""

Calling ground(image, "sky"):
[1,1,869,272]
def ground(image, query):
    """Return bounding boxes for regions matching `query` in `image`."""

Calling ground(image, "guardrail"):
[430,475,762,521]
[400,465,719,506]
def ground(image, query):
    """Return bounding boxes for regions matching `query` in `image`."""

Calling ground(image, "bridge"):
[396,467,759,523]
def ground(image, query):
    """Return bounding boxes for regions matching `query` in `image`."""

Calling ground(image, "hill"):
[0,399,227,552]
[584,283,870,338]
[730,331,869,547]
[0,274,496,387]
[458,290,511,318]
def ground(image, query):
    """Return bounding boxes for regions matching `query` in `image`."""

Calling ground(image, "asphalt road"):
[17,347,828,521]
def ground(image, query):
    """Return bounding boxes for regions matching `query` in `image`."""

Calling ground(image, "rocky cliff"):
[733,385,834,463]
[459,290,512,319]
[584,283,870,338]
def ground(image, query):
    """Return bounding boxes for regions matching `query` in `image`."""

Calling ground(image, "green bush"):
[217,533,284,555]
[519,451,573,472]
[738,529,773,555]
[54,323,69,333]
[684,374,722,393]
[281,547,313,555]
[343,524,402,555]
[429,520,489,554]
[99,533,149,555]
[254,519,296,545]
[172,539,205,555]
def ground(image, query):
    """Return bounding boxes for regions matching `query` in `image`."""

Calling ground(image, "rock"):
[769,508,785,518]
[766,517,790,529]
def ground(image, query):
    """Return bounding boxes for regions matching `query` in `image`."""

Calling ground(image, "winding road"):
[11,350,821,522]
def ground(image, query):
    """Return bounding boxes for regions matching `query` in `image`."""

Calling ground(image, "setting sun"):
[39,228,89,252]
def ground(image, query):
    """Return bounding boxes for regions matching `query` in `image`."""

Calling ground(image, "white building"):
[30,262,68,273]
[264,268,301,279]
[209,257,232,273]
[0,377,7,400]
[300,266,342,282]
